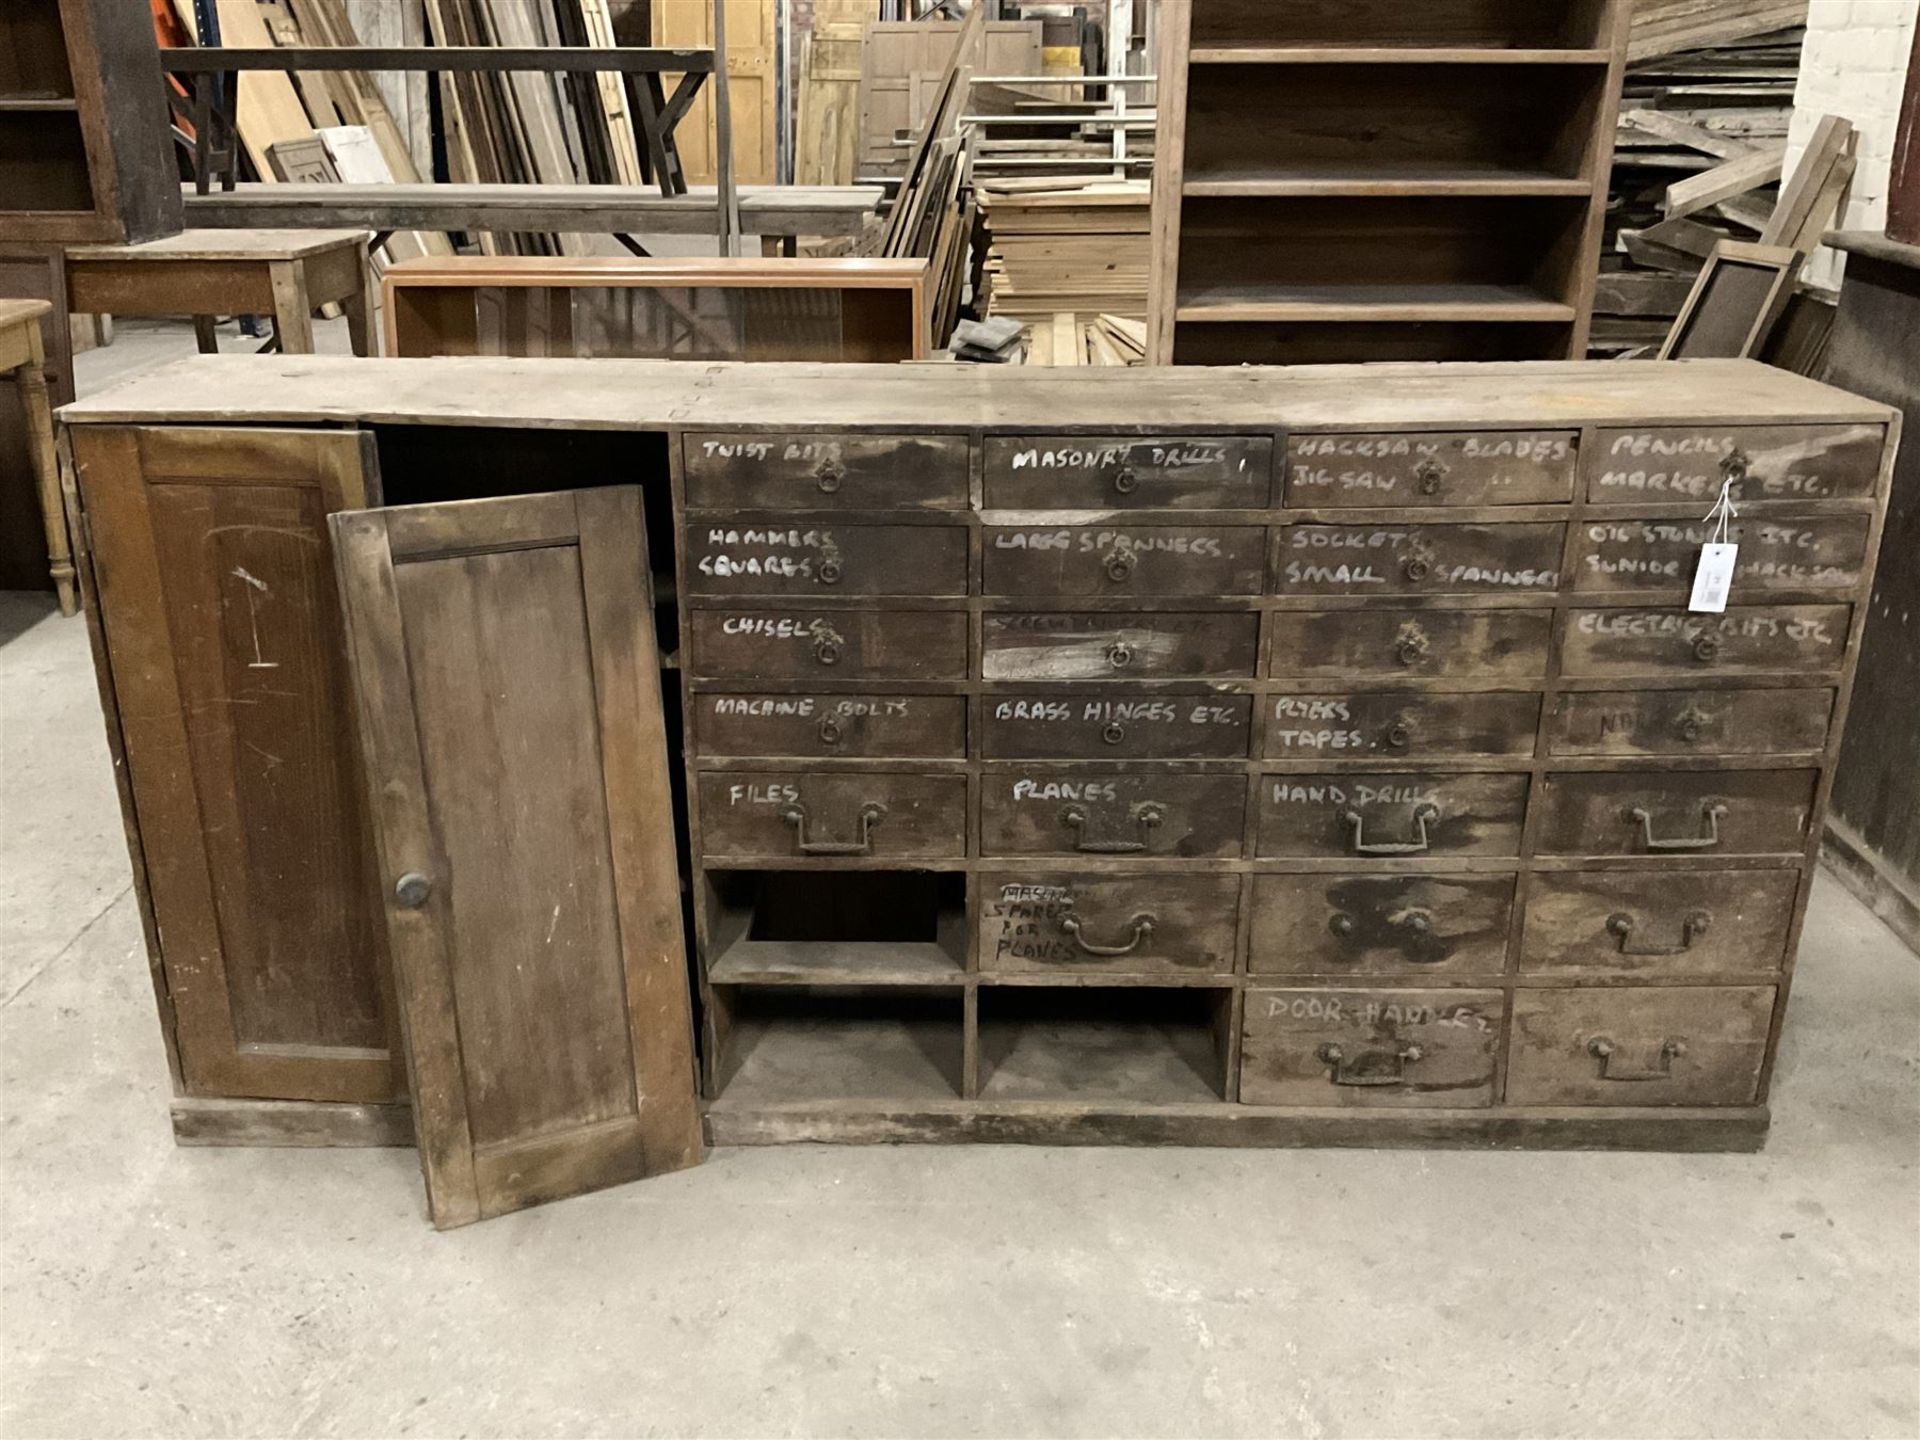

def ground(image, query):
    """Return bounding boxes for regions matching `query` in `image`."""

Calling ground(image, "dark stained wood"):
[1588,424,1884,503]
[1250,873,1516,976]
[684,432,968,509]
[1285,430,1577,506]
[1559,604,1852,677]
[695,693,966,759]
[1549,688,1833,756]
[1534,769,1817,857]
[687,609,968,681]
[1240,988,1505,1108]
[1266,691,1541,760]
[697,772,968,861]
[983,435,1274,509]
[981,611,1260,681]
[1506,986,1774,1105]
[982,525,1267,596]
[1571,513,1870,596]
[975,872,1242,974]
[330,488,702,1227]
[1268,607,1552,679]
[982,693,1254,760]
[1520,869,1797,976]
[979,771,1248,858]
[1257,772,1530,859]
[1272,522,1564,596]
[685,521,968,597]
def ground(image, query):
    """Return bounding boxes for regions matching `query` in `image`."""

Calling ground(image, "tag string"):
[1703,476,1738,545]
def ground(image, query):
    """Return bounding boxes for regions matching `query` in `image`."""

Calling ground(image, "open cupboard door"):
[329,489,702,1228]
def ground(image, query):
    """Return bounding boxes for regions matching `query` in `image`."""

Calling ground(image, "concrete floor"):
[3,327,1919,1439]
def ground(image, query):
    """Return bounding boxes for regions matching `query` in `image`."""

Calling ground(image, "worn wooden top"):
[384,256,930,290]
[0,299,53,332]
[60,356,1895,430]
[1826,230,1920,272]
[66,228,372,262]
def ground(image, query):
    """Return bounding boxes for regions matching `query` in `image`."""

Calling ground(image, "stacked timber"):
[977,180,1149,322]
[1019,312,1146,366]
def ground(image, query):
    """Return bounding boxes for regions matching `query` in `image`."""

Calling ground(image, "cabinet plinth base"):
[171,1097,413,1148]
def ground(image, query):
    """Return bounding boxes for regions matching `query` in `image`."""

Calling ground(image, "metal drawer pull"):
[1630,802,1727,851]
[1674,706,1712,743]
[1691,633,1722,663]
[1402,552,1432,583]
[781,801,886,856]
[817,558,844,586]
[1103,549,1138,584]
[393,871,433,909]
[811,636,841,666]
[1382,713,1415,749]
[813,459,846,493]
[1394,625,1430,667]
[1060,911,1156,957]
[1607,909,1711,956]
[817,716,844,746]
[1060,801,1164,854]
[1101,722,1127,746]
[1343,802,1440,856]
[1720,448,1750,484]
[1318,1042,1425,1086]
[1588,1035,1686,1081]
[1106,642,1134,670]
[1415,458,1449,495]
[1112,464,1139,496]
[1327,908,1434,942]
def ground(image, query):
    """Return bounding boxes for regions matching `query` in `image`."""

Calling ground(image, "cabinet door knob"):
[394,872,433,909]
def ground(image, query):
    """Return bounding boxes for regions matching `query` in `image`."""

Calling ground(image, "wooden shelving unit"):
[1148,0,1629,365]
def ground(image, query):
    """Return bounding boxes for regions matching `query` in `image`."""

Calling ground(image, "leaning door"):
[330,488,702,1228]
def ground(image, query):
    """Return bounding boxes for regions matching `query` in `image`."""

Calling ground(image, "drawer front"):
[980,770,1247,858]
[982,611,1260,681]
[1549,688,1834,757]
[1560,605,1851,677]
[684,432,969,509]
[1266,691,1541,761]
[1506,987,1775,1106]
[1534,769,1817,857]
[1269,609,1552,680]
[1258,772,1529,859]
[983,435,1272,509]
[1520,870,1797,977]
[687,609,968,681]
[1250,873,1515,976]
[983,693,1253,760]
[1241,988,1504,1108]
[1590,425,1883,504]
[1286,430,1577,507]
[1274,523,1563,597]
[696,693,966,759]
[983,526,1267,597]
[1572,514,1871,595]
[976,872,1242,974]
[697,772,967,861]
[688,523,967,597]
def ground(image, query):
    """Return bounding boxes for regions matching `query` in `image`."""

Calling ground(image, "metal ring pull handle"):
[1060,801,1165,854]
[1342,802,1440,856]
[1415,458,1449,495]
[1103,549,1138,584]
[1674,707,1712,743]
[1607,910,1711,956]
[1382,712,1415,750]
[1318,1042,1426,1087]
[1327,908,1436,949]
[1588,1035,1686,1081]
[813,458,846,493]
[1720,448,1751,483]
[817,558,843,586]
[781,801,886,856]
[817,716,845,747]
[1394,625,1430,667]
[812,636,841,666]
[1630,802,1727,851]
[1112,465,1139,496]
[1402,550,1433,583]
[1060,911,1156,957]
[1691,634,1722,664]
[1106,642,1134,670]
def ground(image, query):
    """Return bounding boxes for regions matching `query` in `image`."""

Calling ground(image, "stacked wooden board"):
[1018,310,1146,364]
[978,180,1149,321]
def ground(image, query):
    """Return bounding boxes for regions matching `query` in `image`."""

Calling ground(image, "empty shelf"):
[1189,47,1615,65]
[1183,164,1592,198]
[709,941,965,987]
[1175,284,1578,324]
[0,97,80,112]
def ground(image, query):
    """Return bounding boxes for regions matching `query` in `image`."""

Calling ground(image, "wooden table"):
[0,299,73,615]
[65,229,375,356]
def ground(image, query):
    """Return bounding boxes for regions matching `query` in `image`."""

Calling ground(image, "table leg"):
[268,262,316,354]
[192,316,220,354]
[343,258,377,358]
[17,328,76,617]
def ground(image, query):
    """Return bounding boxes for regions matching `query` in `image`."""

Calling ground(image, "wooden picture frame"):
[1659,240,1804,361]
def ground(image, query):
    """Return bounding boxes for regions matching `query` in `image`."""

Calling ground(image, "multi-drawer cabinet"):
[61,357,1895,1155]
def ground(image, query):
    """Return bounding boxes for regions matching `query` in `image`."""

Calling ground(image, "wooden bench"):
[0,299,73,615]
[65,229,375,356]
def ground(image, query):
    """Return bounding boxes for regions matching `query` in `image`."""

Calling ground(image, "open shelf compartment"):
[705,870,967,985]
[1188,0,1614,52]
[977,987,1234,1105]
[709,985,966,1103]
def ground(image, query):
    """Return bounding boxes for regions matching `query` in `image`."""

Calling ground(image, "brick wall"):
[1788,0,1920,279]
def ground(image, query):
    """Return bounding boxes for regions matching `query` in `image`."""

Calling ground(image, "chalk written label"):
[1690,543,1739,614]
[1263,994,1493,1033]
[1008,442,1235,472]
[992,530,1228,557]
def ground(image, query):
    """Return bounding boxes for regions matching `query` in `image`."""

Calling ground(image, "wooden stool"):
[64,229,376,356]
[0,299,76,616]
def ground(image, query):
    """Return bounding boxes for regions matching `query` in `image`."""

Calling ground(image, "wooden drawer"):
[1534,769,1817,857]
[1560,605,1851,678]
[1273,523,1563,596]
[697,772,966,861]
[1520,870,1797,977]
[1257,772,1529,859]
[983,693,1253,760]
[1266,691,1540,760]
[1241,988,1504,1107]
[980,770,1246,858]
[1590,424,1882,504]
[982,525,1267,596]
[687,609,968,681]
[1250,873,1515,976]
[983,435,1272,509]
[683,432,969,509]
[982,611,1260,681]
[1269,609,1551,680]
[1506,987,1775,1106]
[1549,689,1833,757]
[695,693,966,759]
[687,523,967,597]
[1572,513,1871,595]
[1286,430,1577,507]
[976,872,1241,975]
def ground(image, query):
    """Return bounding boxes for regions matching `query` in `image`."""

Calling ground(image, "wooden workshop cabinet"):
[60,358,1896,1165]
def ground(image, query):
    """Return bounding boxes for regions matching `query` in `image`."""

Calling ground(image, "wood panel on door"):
[654,0,776,185]
[74,425,399,1105]
[331,488,702,1228]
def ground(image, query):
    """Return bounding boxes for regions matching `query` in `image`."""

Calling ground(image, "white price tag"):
[1690,542,1738,613]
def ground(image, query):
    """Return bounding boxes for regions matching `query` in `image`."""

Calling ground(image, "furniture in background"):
[0,299,73,614]
[65,229,376,356]
[382,256,930,361]
[60,357,1894,1174]
[1146,0,1629,364]
[1819,231,1920,953]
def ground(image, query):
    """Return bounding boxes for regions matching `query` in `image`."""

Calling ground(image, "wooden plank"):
[1663,144,1787,220]
[1761,115,1855,249]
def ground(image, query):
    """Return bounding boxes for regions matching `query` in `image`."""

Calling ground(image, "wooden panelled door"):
[330,488,702,1228]
[654,0,777,185]
[75,425,401,1105]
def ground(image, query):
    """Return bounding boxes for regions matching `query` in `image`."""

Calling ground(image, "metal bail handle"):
[1607,910,1712,956]
[782,801,887,856]
[1589,1035,1686,1081]
[1318,1042,1426,1087]
[1060,911,1156,957]
[1343,802,1440,856]
[1630,802,1728,851]
[1061,801,1165,854]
